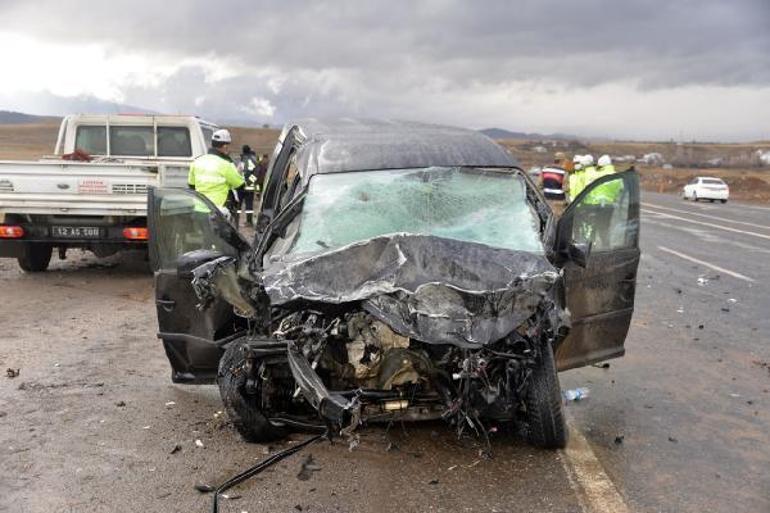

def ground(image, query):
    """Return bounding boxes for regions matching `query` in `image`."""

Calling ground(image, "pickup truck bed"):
[0,159,187,216]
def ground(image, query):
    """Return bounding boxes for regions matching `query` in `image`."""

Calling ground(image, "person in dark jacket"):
[237,145,259,226]
[541,157,567,201]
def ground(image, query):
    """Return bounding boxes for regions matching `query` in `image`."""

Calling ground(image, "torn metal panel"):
[262,234,563,347]
[191,255,257,318]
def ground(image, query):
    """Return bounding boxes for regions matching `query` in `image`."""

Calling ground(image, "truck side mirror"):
[568,241,591,268]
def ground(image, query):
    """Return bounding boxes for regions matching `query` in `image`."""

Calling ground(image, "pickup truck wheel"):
[217,341,287,443]
[525,343,567,449]
[18,243,52,272]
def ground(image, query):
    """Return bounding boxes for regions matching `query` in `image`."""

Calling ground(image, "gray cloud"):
[0,0,768,139]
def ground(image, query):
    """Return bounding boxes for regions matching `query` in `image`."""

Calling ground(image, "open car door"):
[552,170,641,371]
[148,187,251,383]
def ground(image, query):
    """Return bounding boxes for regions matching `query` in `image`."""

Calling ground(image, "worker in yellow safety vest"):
[188,129,245,221]
[568,154,584,202]
[583,154,621,205]
[579,154,623,249]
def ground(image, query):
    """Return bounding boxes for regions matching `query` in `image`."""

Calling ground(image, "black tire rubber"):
[721,199,728,204]
[525,343,568,449]
[17,243,52,272]
[217,341,287,443]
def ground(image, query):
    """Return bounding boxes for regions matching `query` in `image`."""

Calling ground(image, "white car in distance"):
[683,176,729,203]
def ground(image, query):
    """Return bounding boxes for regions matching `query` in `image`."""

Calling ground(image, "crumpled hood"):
[260,233,561,347]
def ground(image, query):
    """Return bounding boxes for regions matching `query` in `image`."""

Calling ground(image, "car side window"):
[75,125,107,155]
[570,173,638,252]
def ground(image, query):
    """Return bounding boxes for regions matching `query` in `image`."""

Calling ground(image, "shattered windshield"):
[288,167,543,254]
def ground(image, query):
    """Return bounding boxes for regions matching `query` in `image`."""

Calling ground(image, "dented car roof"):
[287,119,519,179]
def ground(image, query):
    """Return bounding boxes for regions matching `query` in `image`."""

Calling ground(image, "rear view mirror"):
[568,241,592,268]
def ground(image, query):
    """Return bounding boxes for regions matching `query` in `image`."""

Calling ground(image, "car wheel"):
[525,343,567,449]
[721,199,727,204]
[217,341,287,443]
[17,243,52,272]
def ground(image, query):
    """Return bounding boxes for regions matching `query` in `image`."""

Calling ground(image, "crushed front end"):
[192,234,570,443]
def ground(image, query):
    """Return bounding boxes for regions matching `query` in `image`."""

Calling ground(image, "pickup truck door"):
[552,170,641,371]
[148,187,251,383]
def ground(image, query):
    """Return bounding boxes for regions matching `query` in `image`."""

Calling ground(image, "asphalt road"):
[0,192,768,513]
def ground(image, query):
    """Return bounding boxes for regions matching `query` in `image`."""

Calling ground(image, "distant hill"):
[480,127,579,141]
[0,110,60,125]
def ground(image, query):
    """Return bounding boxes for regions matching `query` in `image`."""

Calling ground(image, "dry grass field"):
[1,121,768,202]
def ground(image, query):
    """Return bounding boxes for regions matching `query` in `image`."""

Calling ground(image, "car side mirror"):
[568,241,591,268]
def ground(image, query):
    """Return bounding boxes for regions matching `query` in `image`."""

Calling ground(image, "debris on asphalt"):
[170,444,182,454]
[194,483,215,493]
[195,439,204,448]
[721,307,730,313]
[115,400,126,407]
[165,401,176,408]
[297,454,322,481]
[385,441,399,452]
[668,436,678,443]
[5,368,20,378]
[592,363,611,369]
[429,479,439,485]
[614,435,625,445]
[676,307,684,313]
[751,360,770,376]
[727,298,737,304]
[221,494,241,500]
[563,387,590,402]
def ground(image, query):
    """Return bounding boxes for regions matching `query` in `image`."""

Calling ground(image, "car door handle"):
[156,299,176,312]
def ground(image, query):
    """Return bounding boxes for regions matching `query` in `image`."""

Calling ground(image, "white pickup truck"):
[0,114,220,271]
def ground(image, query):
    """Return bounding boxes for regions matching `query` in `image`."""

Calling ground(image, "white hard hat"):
[212,129,232,144]
[572,154,582,163]
[581,154,595,166]
[598,154,612,167]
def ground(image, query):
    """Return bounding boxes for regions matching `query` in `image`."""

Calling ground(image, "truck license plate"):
[51,226,102,239]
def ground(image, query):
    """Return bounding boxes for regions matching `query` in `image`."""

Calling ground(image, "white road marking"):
[560,424,630,513]
[657,245,756,283]
[642,202,770,231]
[643,218,770,254]
[640,208,770,241]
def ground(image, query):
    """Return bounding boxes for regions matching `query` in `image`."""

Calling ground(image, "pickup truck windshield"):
[289,167,543,254]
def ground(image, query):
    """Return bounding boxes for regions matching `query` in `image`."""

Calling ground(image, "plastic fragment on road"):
[195,439,204,448]
[563,387,590,402]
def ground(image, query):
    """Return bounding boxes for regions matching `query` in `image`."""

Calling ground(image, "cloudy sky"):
[0,0,768,141]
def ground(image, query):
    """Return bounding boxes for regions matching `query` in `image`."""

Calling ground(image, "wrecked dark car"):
[148,120,640,449]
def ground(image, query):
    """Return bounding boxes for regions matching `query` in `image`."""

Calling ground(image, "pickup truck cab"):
[0,114,219,271]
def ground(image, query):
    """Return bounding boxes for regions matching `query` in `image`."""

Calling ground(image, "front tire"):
[525,343,568,449]
[17,243,52,272]
[217,341,287,443]
[721,199,728,204]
